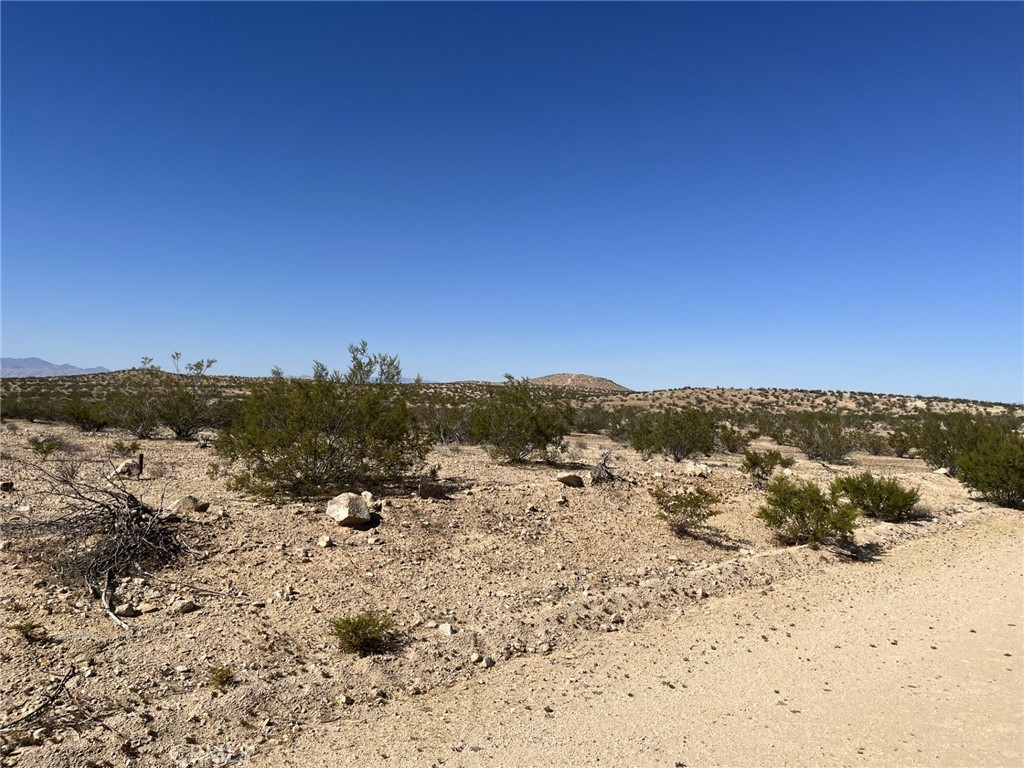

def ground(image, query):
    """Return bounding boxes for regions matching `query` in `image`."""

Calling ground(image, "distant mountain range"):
[0,357,110,378]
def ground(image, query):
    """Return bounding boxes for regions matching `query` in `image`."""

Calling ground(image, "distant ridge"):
[532,373,632,393]
[0,357,110,378]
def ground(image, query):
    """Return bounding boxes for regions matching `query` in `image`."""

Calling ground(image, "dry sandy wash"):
[0,421,1021,767]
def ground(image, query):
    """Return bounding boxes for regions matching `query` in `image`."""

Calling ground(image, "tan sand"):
[265,511,1022,767]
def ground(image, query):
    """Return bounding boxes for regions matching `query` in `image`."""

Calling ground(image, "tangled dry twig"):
[1,458,189,630]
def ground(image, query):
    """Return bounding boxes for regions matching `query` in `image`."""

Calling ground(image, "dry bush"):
[0,458,191,626]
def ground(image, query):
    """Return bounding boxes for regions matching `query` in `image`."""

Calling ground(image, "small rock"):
[0,481,14,492]
[340,695,355,707]
[417,479,449,500]
[317,534,334,548]
[325,493,371,527]
[696,587,707,600]
[171,495,210,514]
[361,491,375,509]
[933,467,950,476]
[136,602,161,614]
[438,623,456,636]
[682,461,711,478]
[481,656,495,668]
[556,473,584,488]
[556,495,569,506]
[114,604,140,618]
[172,600,200,615]
[470,652,483,664]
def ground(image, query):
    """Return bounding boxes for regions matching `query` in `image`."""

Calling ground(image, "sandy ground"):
[264,510,1023,768]
[1,422,1021,767]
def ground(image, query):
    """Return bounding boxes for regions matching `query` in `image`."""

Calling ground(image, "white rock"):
[438,623,456,636]
[682,461,711,478]
[933,467,950,476]
[317,534,334,548]
[326,493,371,527]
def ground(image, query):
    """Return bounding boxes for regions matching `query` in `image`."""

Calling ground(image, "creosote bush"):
[956,428,1024,509]
[832,472,920,522]
[741,448,795,488]
[328,611,395,656]
[756,476,859,548]
[469,375,573,463]
[215,342,428,499]
[628,409,717,462]
[649,485,721,535]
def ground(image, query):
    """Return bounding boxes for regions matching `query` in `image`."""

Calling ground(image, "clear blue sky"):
[2,2,1021,402]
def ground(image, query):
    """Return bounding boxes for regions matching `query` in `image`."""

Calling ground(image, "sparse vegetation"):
[955,427,1024,509]
[649,485,721,535]
[832,472,921,522]
[627,409,717,462]
[469,375,573,463]
[207,664,236,688]
[757,476,859,548]
[741,448,795,488]
[328,611,396,656]
[6,620,47,643]
[215,342,429,498]
[27,435,64,459]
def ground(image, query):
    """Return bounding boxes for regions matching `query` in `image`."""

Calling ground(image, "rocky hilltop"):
[531,373,632,392]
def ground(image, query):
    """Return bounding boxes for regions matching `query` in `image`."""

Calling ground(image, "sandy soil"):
[265,509,1021,768]
[0,421,1021,767]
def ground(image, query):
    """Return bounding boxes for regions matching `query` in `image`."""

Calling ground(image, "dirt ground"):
[0,420,1021,767]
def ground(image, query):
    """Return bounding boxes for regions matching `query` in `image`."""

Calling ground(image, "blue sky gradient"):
[2,2,1021,401]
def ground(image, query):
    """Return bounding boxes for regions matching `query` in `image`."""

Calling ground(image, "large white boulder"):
[326,492,372,527]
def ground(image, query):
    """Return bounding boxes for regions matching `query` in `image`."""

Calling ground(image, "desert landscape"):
[0,371,1021,767]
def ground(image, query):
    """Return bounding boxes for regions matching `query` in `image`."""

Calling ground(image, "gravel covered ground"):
[1,420,1020,767]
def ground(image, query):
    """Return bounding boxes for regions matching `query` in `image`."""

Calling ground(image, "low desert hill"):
[531,373,632,392]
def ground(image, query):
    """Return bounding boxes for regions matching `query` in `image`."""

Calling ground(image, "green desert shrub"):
[832,472,920,522]
[649,485,721,535]
[789,412,855,464]
[715,422,752,454]
[955,428,1024,509]
[156,354,220,440]
[27,435,64,459]
[888,428,913,458]
[757,476,859,548]
[741,448,795,488]
[107,365,164,439]
[215,342,428,499]
[629,409,717,462]
[910,412,1020,479]
[328,611,395,656]
[469,376,573,463]
[60,396,110,432]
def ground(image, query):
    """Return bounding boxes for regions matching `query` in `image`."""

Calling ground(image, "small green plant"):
[328,611,395,656]
[832,472,921,522]
[7,620,47,643]
[649,485,721,535]
[27,435,64,459]
[109,438,141,458]
[207,664,236,688]
[756,476,859,548]
[741,448,795,488]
